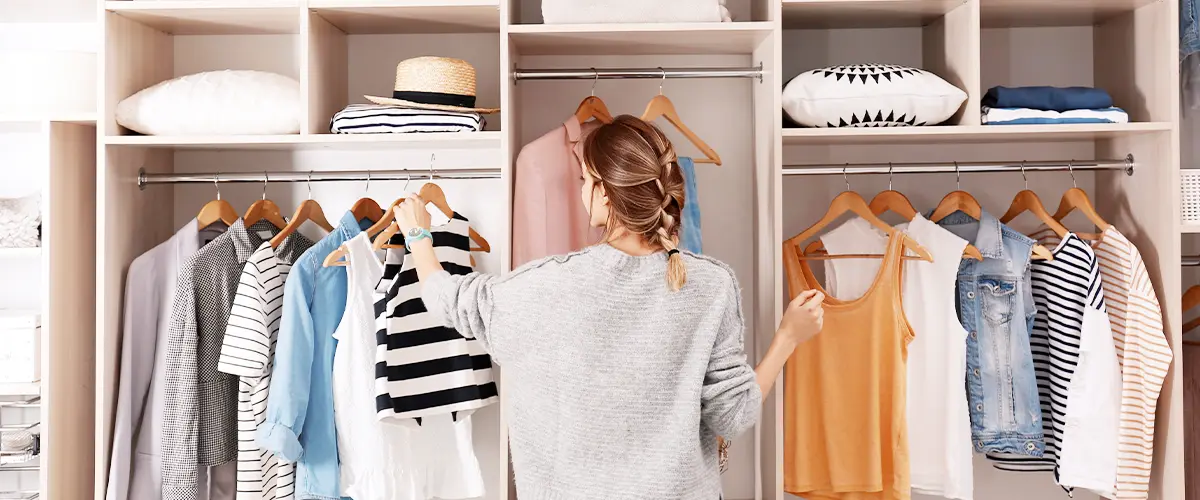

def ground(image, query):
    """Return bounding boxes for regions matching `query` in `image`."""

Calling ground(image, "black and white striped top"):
[987,233,1104,477]
[373,212,498,423]
[331,104,485,134]
[216,241,295,500]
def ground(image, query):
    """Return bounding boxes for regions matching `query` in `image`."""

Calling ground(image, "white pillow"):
[782,64,966,128]
[115,70,301,135]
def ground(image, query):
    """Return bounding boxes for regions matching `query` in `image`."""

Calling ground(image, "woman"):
[394,115,824,499]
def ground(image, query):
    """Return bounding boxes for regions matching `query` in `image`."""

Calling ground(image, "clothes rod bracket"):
[138,168,502,190]
[513,63,764,83]
[782,154,1134,177]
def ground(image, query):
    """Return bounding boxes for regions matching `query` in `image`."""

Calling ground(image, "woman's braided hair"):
[581,115,687,291]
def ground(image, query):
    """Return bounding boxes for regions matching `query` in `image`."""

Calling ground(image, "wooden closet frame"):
[89,0,1184,500]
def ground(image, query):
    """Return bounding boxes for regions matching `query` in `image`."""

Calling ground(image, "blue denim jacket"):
[936,210,1044,456]
[1184,0,1200,59]
[259,211,365,499]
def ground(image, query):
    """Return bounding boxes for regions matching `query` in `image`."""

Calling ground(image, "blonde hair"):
[582,115,687,291]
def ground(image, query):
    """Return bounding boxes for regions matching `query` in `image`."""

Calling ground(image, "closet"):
[77,1,1185,500]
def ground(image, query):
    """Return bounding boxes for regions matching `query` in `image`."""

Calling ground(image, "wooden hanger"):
[242,173,287,230]
[575,71,613,125]
[929,190,982,223]
[640,69,721,166]
[999,191,1070,238]
[323,243,350,267]
[1052,165,1110,241]
[1183,286,1200,335]
[785,190,933,263]
[372,157,490,256]
[271,173,334,248]
[197,174,239,230]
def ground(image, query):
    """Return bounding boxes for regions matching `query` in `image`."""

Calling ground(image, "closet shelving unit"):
[94,1,1182,500]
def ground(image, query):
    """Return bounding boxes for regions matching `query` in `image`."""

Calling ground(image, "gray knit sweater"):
[421,244,761,500]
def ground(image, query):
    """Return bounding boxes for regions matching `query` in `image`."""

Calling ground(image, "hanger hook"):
[1068,159,1077,188]
[1021,160,1028,190]
[365,170,371,194]
[262,171,268,201]
[888,162,893,191]
[954,161,961,190]
[659,67,666,95]
[403,173,411,193]
[843,163,850,192]
[591,68,598,97]
[307,170,314,200]
[214,172,221,201]
[429,153,436,181]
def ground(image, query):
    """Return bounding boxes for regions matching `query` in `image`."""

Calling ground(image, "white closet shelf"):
[781,122,1172,145]
[104,1,301,35]
[103,131,502,150]
[980,0,1158,27]
[782,0,962,29]
[0,113,96,125]
[0,383,39,397]
[310,0,499,34]
[1183,224,1200,234]
[508,22,773,55]
[0,248,42,259]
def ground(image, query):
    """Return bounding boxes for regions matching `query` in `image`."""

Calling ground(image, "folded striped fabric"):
[330,104,485,134]
[982,106,1129,125]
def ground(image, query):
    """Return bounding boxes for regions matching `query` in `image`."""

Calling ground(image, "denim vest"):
[936,210,1045,456]
[1184,0,1200,59]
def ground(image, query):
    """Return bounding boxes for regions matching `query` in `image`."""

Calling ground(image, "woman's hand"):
[777,289,825,347]
[394,193,432,234]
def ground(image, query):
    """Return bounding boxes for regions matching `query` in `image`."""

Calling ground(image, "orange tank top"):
[782,231,913,500]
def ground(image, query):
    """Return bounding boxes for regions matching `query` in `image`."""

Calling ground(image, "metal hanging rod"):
[513,63,764,83]
[782,155,1135,177]
[138,168,501,190]
[1184,256,1200,267]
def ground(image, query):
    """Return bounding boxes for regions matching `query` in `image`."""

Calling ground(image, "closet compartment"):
[978,0,1173,125]
[305,3,503,136]
[510,0,769,24]
[781,0,978,128]
[103,2,303,138]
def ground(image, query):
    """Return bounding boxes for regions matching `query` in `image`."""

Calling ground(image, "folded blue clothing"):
[982,86,1113,112]
[981,106,1128,125]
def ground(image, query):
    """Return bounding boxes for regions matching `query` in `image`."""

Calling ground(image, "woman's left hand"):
[394,193,432,234]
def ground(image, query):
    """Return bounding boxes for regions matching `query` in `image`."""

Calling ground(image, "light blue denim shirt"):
[678,157,702,254]
[936,210,1045,456]
[1184,0,1200,59]
[259,211,366,500]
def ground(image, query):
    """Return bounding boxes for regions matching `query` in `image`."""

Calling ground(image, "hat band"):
[392,90,476,108]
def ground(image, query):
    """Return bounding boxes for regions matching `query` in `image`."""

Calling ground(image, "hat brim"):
[364,95,499,114]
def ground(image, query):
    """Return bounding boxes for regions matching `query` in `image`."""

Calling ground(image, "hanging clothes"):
[106,220,226,500]
[783,232,911,500]
[677,157,703,254]
[162,220,313,500]
[818,214,973,500]
[1090,227,1172,500]
[935,210,1044,457]
[259,211,370,500]
[987,231,1119,497]
[373,212,498,422]
[216,241,297,500]
[511,117,604,267]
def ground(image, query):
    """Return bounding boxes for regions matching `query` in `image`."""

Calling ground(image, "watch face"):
[407,227,424,238]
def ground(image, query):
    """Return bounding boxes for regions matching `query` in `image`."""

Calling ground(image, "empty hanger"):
[1185,285,1200,335]
[242,172,287,230]
[350,170,384,225]
[197,172,239,230]
[641,68,722,166]
[271,171,334,248]
[806,164,982,261]
[997,162,1066,260]
[787,167,932,263]
[365,173,413,240]
[574,69,613,125]
[931,162,1053,261]
[1052,161,1110,241]
[374,156,491,259]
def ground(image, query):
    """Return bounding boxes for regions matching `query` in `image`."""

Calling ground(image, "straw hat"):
[365,57,499,114]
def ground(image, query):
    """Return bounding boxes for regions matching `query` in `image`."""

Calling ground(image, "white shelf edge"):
[104,131,503,149]
[0,382,40,397]
[104,0,300,12]
[1182,224,1200,234]
[0,248,42,258]
[508,21,775,34]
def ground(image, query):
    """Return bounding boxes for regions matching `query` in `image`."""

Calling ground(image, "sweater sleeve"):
[700,284,761,439]
[421,270,506,363]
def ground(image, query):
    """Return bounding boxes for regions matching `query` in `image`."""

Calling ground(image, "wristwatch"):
[404,227,433,246]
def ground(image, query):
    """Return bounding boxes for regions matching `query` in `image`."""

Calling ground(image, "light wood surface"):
[782,0,961,29]
[310,0,500,34]
[104,131,503,149]
[508,22,774,55]
[104,1,301,35]
[980,0,1159,28]
[781,122,1172,145]
[306,10,348,135]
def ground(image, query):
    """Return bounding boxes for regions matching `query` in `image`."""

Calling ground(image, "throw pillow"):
[782,64,966,127]
[115,70,301,135]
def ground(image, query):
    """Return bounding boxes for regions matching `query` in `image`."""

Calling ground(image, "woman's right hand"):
[778,290,825,346]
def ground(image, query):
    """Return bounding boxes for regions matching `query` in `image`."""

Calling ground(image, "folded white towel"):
[982,106,1129,125]
[542,0,732,24]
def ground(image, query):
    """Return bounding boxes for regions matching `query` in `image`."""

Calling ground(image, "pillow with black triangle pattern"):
[782,64,967,128]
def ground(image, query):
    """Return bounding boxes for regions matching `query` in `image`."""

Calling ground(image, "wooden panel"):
[497,28,517,500]
[782,122,1172,145]
[104,132,502,149]
[981,0,1159,28]
[104,11,172,136]
[306,11,348,135]
[93,145,174,500]
[1095,4,1172,123]
[43,122,97,500]
[923,0,979,126]
[783,0,962,29]
[104,1,301,35]
[310,0,500,34]
[508,22,774,55]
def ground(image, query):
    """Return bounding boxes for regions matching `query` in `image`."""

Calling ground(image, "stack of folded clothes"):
[330,104,486,134]
[981,86,1128,125]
